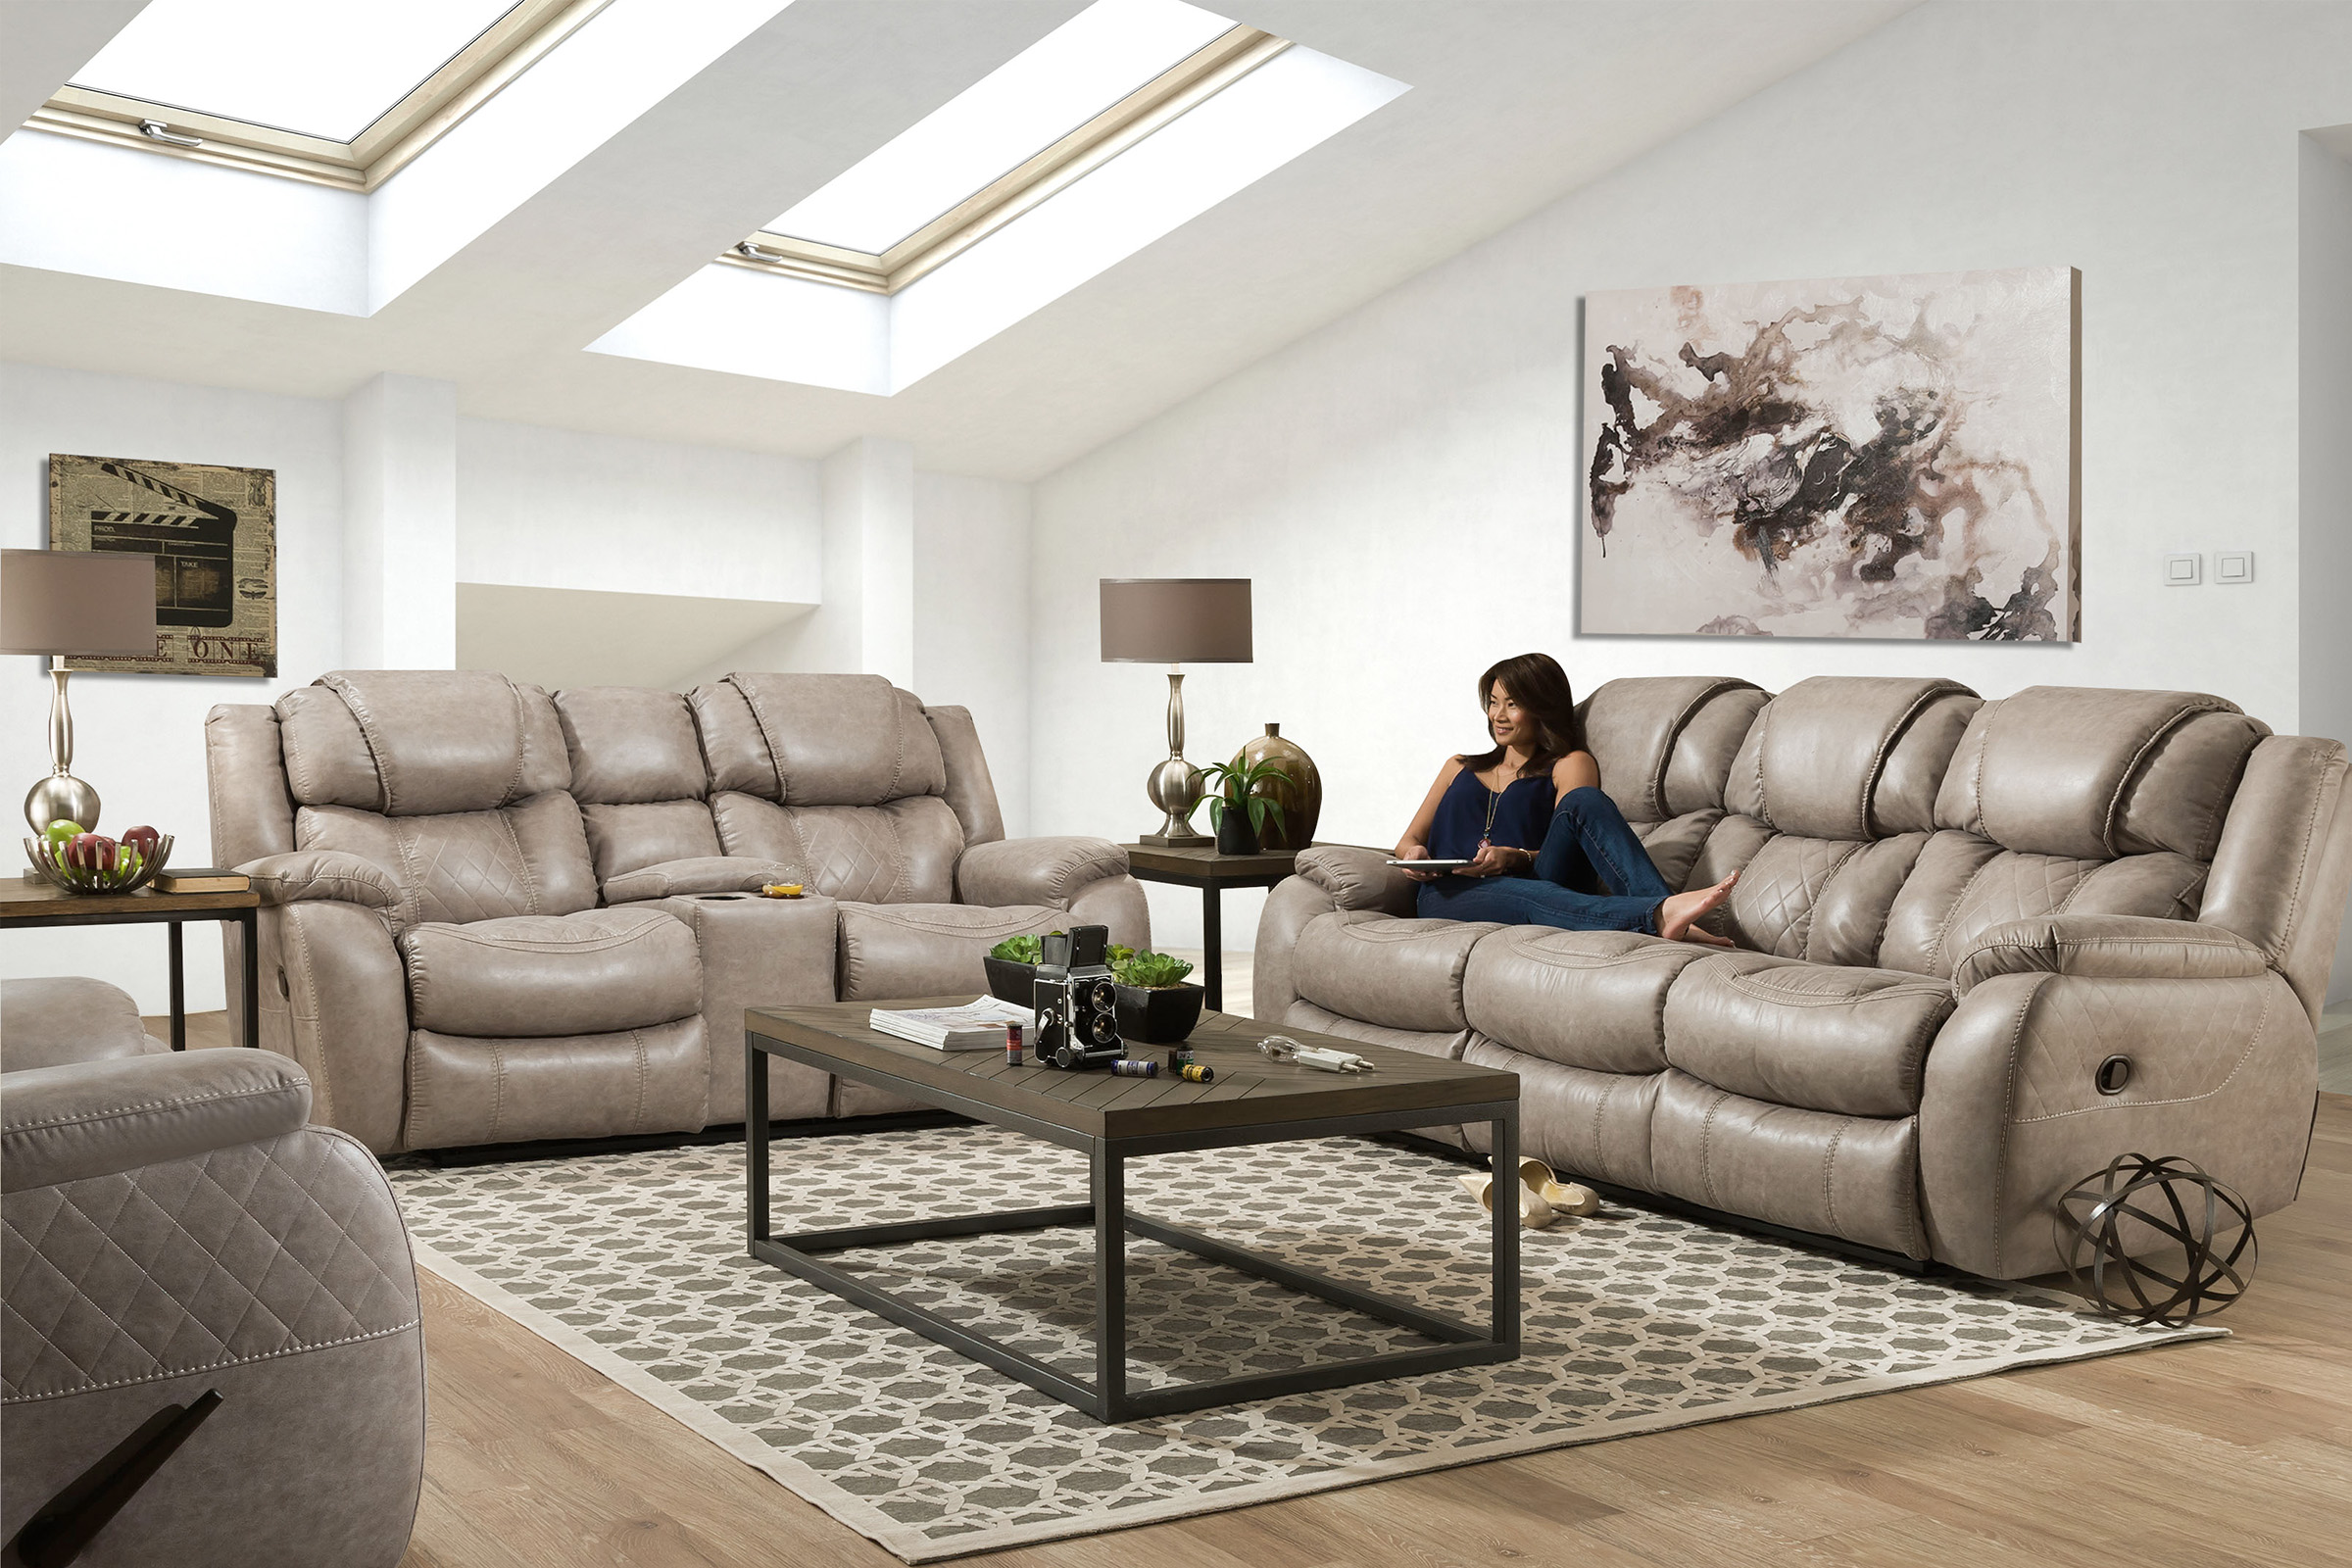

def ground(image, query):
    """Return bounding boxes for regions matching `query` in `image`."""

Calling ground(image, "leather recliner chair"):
[205,669,1148,1154]
[1,978,423,1568]
[1255,676,2352,1280]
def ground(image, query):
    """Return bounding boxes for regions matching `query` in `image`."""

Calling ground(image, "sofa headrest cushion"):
[1937,686,2260,859]
[1579,676,1764,823]
[698,673,947,807]
[279,671,569,816]
[555,686,707,805]
[1748,676,1980,841]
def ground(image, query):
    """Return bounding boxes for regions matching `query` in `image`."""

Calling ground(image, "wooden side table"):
[1121,843,1332,1012]
[2,879,262,1051]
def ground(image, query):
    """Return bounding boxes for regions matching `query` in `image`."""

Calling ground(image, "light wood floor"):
[154,1006,2352,1567]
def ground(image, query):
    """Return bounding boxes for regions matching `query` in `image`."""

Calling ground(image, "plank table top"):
[0,876,260,921]
[747,998,1516,1143]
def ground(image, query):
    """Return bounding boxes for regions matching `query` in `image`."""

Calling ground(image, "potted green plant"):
[982,933,1142,1007]
[1109,950,1203,1044]
[1191,756,1293,855]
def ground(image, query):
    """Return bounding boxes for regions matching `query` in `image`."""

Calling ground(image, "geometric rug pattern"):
[388,1126,2220,1562]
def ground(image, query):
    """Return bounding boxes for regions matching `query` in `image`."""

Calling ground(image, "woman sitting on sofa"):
[1395,652,1737,944]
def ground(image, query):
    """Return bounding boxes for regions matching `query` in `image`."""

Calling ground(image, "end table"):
[1120,843,1333,1011]
[1,879,261,1051]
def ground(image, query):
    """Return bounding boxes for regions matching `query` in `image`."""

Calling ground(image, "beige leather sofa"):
[2,978,423,1567]
[205,669,1147,1154]
[1255,676,2351,1279]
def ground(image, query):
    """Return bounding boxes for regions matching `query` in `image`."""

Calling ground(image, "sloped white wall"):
[1029,1,2352,957]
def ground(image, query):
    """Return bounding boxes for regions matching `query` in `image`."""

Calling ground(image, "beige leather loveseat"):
[205,669,1146,1154]
[1255,676,2350,1278]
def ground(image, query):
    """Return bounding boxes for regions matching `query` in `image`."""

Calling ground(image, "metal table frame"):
[747,1031,1520,1423]
[6,898,258,1051]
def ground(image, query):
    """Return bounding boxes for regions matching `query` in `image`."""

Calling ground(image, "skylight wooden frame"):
[722,24,1293,297]
[24,0,608,193]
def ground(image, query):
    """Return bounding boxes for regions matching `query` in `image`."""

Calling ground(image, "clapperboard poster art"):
[47,453,276,677]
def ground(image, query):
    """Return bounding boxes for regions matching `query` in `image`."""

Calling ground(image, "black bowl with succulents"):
[982,936,1202,1043]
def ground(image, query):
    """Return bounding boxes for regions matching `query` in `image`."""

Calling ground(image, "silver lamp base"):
[1140,755,1208,847]
[25,772,99,836]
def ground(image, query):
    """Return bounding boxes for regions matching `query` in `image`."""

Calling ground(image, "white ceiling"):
[0,0,1913,482]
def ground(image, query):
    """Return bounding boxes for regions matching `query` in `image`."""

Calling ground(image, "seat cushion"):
[1649,1068,1925,1258]
[1461,926,1706,1074]
[836,902,1059,1002]
[402,1017,708,1148]
[1662,951,1954,1118]
[1293,912,1495,1033]
[1457,1038,1661,1192]
[402,907,700,1037]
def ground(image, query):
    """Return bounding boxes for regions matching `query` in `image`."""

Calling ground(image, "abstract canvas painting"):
[48,453,276,676]
[1582,267,2079,641]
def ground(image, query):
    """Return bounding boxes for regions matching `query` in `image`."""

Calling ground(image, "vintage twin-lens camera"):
[1033,925,1122,1069]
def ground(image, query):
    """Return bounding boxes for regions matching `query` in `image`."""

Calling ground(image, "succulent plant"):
[1112,951,1195,989]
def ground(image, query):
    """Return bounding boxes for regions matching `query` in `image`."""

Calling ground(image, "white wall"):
[1029,1,2352,956]
[2301,132,2352,1004]
[914,470,1032,838]
[457,416,821,602]
[1,362,344,1011]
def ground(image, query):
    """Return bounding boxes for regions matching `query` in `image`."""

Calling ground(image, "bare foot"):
[1659,871,1739,945]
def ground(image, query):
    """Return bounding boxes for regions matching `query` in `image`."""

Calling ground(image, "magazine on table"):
[868,996,1032,1051]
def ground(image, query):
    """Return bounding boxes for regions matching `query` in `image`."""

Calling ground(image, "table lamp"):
[2,549,158,834]
[1100,578,1251,847]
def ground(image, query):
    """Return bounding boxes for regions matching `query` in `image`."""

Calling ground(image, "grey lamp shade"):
[0,549,159,656]
[1100,578,1251,663]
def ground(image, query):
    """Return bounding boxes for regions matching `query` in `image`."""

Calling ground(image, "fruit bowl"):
[24,832,173,894]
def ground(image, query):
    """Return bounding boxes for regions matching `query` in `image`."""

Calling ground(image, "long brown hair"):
[1457,653,1587,780]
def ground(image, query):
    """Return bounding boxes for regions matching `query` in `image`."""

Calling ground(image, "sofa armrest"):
[1950,914,2272,996]
[2,1049,311,1193]
[1294,846,1417,915]
[605,856,800,903]
[240,850,403,913]
[956,836,1128,909]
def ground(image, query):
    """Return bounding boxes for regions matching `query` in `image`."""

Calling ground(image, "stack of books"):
[868,997,1032,1052]
[154,867,250,894]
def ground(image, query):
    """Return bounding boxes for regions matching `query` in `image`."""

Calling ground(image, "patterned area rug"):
[389,1126,2219,1562]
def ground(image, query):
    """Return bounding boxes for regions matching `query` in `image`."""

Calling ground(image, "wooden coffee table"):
[744,1002,1521,1423]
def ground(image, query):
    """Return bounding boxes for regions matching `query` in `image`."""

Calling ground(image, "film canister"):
[1166,1048,1195,1069]
[1111,1058,1157,1078]
[1005,1022,1024,1065]
[1178,1063,1214,1083]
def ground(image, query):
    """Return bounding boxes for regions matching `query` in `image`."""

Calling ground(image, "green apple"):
[42,819,82,852]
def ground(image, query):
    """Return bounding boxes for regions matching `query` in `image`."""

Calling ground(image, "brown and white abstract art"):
[1582,267,2080,641]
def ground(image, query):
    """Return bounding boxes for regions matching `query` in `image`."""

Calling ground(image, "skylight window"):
[72,0,519,142]
[34,0,592,191]
[769,0,1236,255]
[729,0,1290,296]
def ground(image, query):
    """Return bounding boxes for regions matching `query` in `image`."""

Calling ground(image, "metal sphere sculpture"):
[2053,1153,2256,1327]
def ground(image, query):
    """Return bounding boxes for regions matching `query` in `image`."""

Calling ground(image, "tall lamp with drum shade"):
[1100,578,1251,847]
[2,549,158,834]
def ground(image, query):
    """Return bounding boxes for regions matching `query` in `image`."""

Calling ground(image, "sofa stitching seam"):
[2102,703,2224,856]
[498,808,541,916]
[2011,980,2274,1122]
[1821,1118,1849,1230]
[1989,975,2046,1275]
[2,1082,303,1135]
[500,678,528,808]
[1697,1088,1728,1208]
[0,1319,422,1405]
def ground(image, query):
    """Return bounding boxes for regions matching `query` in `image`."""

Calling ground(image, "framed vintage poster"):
[1582,267,2081,641]
[47,452,277,677]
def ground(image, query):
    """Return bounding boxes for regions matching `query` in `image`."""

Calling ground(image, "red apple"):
[122,824,161,857]
[69,833,116,873]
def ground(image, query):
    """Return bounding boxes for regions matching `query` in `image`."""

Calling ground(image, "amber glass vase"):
[1233,723,1320,852]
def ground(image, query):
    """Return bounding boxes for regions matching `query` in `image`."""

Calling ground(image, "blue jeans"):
[1417,787,1670,933]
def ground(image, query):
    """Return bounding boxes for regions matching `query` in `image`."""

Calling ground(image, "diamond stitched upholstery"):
[2,1128,417,1403]
[1723,833,1868,957]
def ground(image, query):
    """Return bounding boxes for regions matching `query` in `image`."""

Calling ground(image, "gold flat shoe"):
[1457,1171,1556,1230]
[1500,1156,1601,1217]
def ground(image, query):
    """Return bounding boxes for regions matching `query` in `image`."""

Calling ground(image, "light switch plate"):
[2164,553,2202,586]
[2217,551,2254,584]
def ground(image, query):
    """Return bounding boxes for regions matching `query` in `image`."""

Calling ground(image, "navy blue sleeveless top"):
[1428,767,1554,861]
